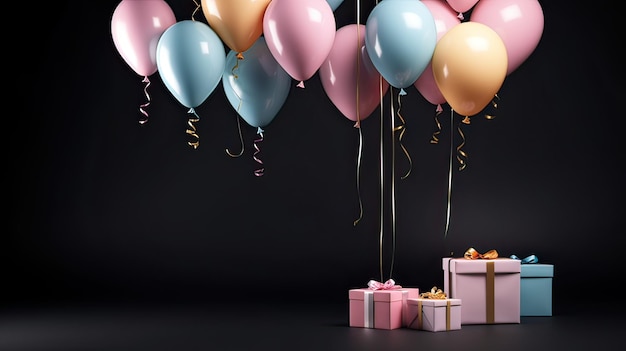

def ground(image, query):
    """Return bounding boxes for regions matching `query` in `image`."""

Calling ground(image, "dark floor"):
[0,298,622,351]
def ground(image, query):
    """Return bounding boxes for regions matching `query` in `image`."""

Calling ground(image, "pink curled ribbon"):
[367,279,402,291]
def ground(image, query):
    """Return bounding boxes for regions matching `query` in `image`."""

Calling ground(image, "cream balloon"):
[432,22,508,116]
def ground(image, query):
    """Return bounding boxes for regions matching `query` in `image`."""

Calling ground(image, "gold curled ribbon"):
[430,104,443,144]
[484,94,499,120]
[419,286,447,299]
[186,108,200,149]
[394,89,412,179]
[464,247,499,260]
[456,115,470,171]
[191,0,201,21]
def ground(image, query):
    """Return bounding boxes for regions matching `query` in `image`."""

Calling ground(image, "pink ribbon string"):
[138,76,151,125]
[253,127,265,177]
[368,279,402,291]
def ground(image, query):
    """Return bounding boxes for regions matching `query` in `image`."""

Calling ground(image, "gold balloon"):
[201,0,271,55]
[432,22,508,117]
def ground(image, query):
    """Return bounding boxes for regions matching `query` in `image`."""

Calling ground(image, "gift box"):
[443,257,521,324]
[348,282,419,329]
[520,263,554,316]
[406,297,461,332]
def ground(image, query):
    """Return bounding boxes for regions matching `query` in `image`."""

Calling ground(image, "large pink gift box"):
[406,298,462,332]
[442,257,521,324]
[348,285,419,329]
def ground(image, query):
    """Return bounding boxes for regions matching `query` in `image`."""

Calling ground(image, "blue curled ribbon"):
[510,254,539,264]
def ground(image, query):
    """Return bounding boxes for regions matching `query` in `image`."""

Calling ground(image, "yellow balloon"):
[201,0,271,55]
[432,22,508,116]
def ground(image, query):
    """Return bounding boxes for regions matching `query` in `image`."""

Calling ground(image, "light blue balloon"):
[364,0,437,89]
[222,37,291,128]
[156,20,225,108]
[326,0,344,11]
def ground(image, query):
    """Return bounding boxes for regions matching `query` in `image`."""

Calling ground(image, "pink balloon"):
[446,0,479,13]
[414,0,461,105]
[111,0,177,77]
[470,0,544,75]
[319,24,389,123]
[263,0,336,86]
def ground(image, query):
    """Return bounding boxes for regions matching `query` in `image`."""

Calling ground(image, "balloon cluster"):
[111,0,544,132]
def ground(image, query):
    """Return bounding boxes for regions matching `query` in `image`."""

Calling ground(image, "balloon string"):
[388,88,396,280]
[353,0,363,227]
[138,76,151,125]
[393,89,412,179]
[191,0,201,21]
[225,97,244,157]
[232,55,243,79]
[253,127,265,176]
[430,104,443,144]
[186,108,200,149]
[484,93,499,120]
[353,127,364,226]
[444,108,455,238]
[378,81,385,282]
[456,116,470,171]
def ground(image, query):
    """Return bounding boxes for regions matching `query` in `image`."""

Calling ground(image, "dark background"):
[8,0,623,314]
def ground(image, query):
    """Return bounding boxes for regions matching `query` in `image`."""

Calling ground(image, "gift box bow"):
[464,247,498,259]
[367,279,402,290]
[510,254,539,264]
[419,286,447,299]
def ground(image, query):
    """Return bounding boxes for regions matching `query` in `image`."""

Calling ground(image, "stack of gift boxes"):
[348,248,554,332]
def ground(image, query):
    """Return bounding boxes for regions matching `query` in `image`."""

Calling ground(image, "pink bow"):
[367,279,402,290]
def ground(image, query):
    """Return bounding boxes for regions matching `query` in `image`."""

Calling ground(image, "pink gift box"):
[348,287,419,329]
[406,298,462,332]
[442,257,521,324]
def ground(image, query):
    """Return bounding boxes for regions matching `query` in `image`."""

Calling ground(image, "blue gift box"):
[520,264,554,316]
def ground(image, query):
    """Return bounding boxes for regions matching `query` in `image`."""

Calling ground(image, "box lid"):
[373,290,404,302]
[446,258,520,274]
[407,298,461,307]
[348,288,373,300]
[520,264,554,277]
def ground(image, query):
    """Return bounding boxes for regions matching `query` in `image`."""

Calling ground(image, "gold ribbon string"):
[456,115,470,171]
[225,95,244,157]
[186,108,200,149]
[430,104,443,144]
[484,94,499,120]
[444,108,454,238]
[353,0,364,227]
[393,90,412,179]
[138,76,151,125]
[464,247,499,259]
[388,88,397,280]
[191,1,201,21]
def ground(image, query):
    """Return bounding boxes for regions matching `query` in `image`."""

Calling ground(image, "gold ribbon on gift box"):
[411,287,452,331]
[463,248,498,324]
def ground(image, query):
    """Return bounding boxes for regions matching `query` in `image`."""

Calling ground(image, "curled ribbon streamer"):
[464,247,499,259]
[231,54,243,79]
[420,286,447,299]
[430,104,443,144]
[138,76,151,125]
[394,89,412,179]
[253,127,265,176]
[226,97,244,157]
[186,108,200,149]
[484,94,499,120]
[456,115,470,171]
[368,279,402,291]
[191,0,201,21]
[510,254,539,264]
[353,125,364,226]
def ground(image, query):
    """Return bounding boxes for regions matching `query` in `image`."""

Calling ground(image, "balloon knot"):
[436,104,443,113]
[297,81,305,88]
[457,12,464,20]
[236,52,244,60]
[399,88,407,96]
[257,127,264,135]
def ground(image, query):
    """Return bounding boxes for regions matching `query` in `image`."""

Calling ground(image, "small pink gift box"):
[443,257,521,324]
[348,280,419,330]
[406,298,462,332]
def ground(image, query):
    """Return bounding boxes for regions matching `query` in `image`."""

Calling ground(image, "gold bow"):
[419,286,447,299]
[464,247,499,259]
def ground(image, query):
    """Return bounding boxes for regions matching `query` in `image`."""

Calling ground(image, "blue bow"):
[510,254,538,264]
